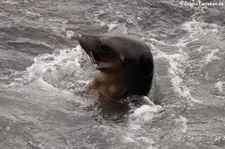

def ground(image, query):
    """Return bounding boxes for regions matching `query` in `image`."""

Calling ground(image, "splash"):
[204,48,221,64]
[215,81,225,93]
[149,38,201,103]
[128,96,163,129]
[2,0,17,5]
[148,19,223,103]
[182,19,219,38]
[129,104,163,127]
[10,45,91,92]
[123,99,163,149]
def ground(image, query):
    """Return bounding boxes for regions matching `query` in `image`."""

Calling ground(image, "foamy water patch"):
[8,37,52,49]
[122,98,164,148]
[164,20,220,103]
[215,81,225,93]
[107,23,117,32]
[179,20,225,99]
[151,42,201,103]
[167,54,200,103]
[168,56,201,103]
[92,4,129,34]
[182,19,219,38]
[2,0,17,4]
[204,48,221,63]
[10,45,89,92]
[175,115,188,133]
[27,45,83,81]
[25,10,41,17]
[196,45,205,52]
[65,30,75,39]
[123,132,155,148]
[129,103,163,130]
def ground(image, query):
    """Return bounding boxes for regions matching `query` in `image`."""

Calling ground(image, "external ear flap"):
[119,53,125,64]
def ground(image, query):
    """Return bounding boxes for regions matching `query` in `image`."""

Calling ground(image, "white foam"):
[165,20,220,103]
[129,104,163,126]
[142,96,155,106]
[149,38,170,46]
[66,30,75,39]
[12,45,85,87]
[175,115,188,133]
[196,45,205,52]
[215,81,225,93]
[125,104,161,147]
[100,21,106,26]
[123,129,155,147]
[182,19,219,38]
[174,37,189,50]
[123,135,136,143]
[204,49,220,63]
[25,10,41,17]
[92,6,129,34]
[29,78,61,91]
[2,0,17,4]
[8,37,52,49]
[147,146,158,149]
[150,27,202,103]
[133,105,161,116]
[107,23,117,32]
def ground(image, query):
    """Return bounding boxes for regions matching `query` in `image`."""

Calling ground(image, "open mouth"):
[78,35,110,71]
[89,50,97,64]
[84,48,107,71]
[88,50,114,71]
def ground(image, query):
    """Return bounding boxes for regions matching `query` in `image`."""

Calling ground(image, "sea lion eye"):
[99,41,111,53]
[101,44,111,52]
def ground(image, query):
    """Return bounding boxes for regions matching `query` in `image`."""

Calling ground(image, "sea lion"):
[78,34,154,102]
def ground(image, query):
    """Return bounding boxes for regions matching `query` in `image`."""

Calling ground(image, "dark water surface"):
[0,0,225,148]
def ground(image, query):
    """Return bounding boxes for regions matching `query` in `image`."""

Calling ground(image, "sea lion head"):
[78,34,130,72]
[78,34,154,101]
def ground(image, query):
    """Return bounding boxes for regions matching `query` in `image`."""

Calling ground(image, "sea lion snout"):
[78,34,100,64]
[78,34,100,48]
[78,34,123,71]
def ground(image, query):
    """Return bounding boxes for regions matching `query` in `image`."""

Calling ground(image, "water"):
[0,0,225,148]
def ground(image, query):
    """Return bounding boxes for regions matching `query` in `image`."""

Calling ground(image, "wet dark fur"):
[78,34,154,103]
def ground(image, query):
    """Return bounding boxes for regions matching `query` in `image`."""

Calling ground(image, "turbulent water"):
[0,0,225,148]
